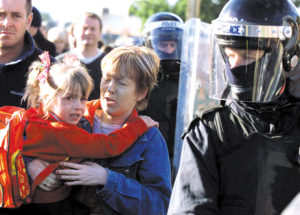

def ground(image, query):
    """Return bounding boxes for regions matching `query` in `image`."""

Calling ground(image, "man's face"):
[224,47,264,68]
[157,40,177,54]
[0,0,32,49]
[73,16,101,48]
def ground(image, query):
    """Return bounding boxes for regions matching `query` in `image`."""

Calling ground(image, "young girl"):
[2,51,156,214]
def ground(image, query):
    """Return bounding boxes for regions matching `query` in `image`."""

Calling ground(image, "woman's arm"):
[56,127,172,215]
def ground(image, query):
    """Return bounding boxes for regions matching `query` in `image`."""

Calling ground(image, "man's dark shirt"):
[0,31,55,107]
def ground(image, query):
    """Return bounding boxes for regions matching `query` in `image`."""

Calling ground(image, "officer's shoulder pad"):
[182,105,224,138]
[195,105,224,119]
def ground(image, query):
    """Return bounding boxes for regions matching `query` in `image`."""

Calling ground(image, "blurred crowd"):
[30,6,142,58]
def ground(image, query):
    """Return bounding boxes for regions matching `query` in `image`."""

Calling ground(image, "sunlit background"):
[32,0,300,48]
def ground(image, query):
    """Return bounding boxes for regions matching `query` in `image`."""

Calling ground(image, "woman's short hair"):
[101,46,160,110]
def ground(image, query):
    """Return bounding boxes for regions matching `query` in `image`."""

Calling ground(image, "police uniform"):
[142,12,184,171]
[168,0,300,214]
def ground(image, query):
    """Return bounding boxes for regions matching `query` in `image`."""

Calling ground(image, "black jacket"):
[168,95,300,215]
[83,53,105,100]
[140,60,180,168]
[33,30,56,57]
[0,32,45,107]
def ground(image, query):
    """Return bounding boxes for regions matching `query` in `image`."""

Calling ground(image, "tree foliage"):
[293,0,300,7]
[129,0,171,25]
[128,0,226,25]
[199,0,227,22]
[129,0,300,27]
[172,0,187,22]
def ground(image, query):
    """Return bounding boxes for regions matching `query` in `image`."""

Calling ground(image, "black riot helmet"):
[143,12,184,61]
[211,0,300,103]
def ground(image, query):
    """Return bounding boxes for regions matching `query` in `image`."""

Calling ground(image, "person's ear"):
[26,12,33,30]
[137,89,148,102]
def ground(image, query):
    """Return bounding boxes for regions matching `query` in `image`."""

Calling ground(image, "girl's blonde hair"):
[23,57,94,116]
[101,46,160,111]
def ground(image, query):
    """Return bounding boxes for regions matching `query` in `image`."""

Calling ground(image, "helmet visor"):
[209,22,288,102]
[143,21,183,60]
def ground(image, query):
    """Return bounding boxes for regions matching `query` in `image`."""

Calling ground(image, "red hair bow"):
[37,51,51,84]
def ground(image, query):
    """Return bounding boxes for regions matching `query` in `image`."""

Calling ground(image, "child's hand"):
[39,172,62,191]
[27,159,49,180]
[27,159,62,191]
[139,115,159,128]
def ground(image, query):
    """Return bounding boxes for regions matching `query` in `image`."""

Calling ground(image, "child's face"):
[51,89,87,125]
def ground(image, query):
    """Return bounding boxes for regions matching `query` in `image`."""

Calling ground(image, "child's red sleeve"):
[52,116,147,158]
[24,117,148,160]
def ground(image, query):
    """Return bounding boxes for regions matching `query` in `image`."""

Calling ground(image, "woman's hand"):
[27,159,62,191]
[56,161,108,186]
[140,115,159,128]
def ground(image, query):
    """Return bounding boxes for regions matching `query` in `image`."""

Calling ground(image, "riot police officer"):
[168,0,300,214]
[142,12,184,173]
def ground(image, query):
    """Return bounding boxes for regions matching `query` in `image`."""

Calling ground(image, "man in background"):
[57,12,105,100]
[0,1,48,214]
[0,0,45,107]
[142,12,184,178]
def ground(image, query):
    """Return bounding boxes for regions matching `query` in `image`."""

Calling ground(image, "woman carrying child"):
[56,46,172,215]
[0,51,156,214]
